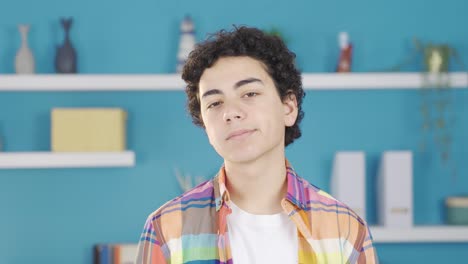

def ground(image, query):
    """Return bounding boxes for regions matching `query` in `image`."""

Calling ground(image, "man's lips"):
[226,129,256,140]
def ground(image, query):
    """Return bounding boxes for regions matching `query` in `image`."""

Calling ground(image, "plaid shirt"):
[136,161,378,263]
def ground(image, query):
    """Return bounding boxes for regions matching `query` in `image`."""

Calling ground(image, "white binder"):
[331,151,366,220]
[377,151,414,227]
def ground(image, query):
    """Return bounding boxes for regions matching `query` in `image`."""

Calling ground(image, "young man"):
[136,26,378,264]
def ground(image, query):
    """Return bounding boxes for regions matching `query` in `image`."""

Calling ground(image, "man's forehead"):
[199,58,269,88]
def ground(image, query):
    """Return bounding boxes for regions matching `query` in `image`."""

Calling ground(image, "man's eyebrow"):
[201,77,263,99]
[234,77,263,89]
[201,89,222,99]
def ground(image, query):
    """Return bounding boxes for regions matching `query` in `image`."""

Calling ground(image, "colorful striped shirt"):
[136,161,378,263]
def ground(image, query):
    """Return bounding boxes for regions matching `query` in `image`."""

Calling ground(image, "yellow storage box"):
[51,108,127,152]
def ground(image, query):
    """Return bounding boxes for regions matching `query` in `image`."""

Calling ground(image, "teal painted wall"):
[0,0,467,263]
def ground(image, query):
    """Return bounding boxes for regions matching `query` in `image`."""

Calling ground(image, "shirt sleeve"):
[135,215,168,264]
[357,224,379,264]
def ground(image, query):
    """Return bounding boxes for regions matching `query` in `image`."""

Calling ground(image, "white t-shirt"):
[226,201,298,264]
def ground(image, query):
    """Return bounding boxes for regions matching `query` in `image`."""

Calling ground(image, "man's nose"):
[223,102,246,123]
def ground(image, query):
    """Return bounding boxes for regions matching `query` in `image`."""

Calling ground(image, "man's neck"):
[224,148,287,215]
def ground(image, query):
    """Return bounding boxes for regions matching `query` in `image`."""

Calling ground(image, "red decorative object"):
[336,32,353,72]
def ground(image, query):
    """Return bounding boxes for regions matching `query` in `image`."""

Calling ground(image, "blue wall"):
[1,0,467,263]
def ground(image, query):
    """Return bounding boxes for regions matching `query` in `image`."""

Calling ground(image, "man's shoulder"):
[139,179,217,249]
[297,176,376,261]
[298,176,366,226]
[146,178,217,221]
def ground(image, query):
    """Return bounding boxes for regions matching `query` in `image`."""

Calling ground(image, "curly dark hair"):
[181,26,305,146]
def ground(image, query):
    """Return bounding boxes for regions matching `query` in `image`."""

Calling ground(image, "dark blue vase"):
[55,17,77,73]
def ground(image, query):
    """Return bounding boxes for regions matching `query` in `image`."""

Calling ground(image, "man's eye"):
[207,101,222,109]
[244,92,258,97]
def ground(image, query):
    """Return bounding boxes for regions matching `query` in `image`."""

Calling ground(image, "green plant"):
[391,38,464,181]
[414,39,463,182]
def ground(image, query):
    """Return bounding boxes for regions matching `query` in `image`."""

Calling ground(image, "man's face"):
[198,56,298,164]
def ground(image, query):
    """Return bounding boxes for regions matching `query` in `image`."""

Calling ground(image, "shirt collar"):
[213,159,308,212]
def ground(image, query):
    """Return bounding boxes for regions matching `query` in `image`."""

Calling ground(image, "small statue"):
[336,32,353,72]
[55,17,77,73]
[176,15,196,73]
[15,24,35,74]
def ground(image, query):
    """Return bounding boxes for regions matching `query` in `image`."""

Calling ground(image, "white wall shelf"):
[0,151,135,169]
[370,225,468,243]
[0,72,466,91]
[0,74,184,91]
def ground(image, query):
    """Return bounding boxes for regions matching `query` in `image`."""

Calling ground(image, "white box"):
[331,151,366,220]
[377,151,413,227]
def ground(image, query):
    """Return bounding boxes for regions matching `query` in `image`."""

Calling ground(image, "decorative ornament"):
[176,15,196,73]
[55,17,77,73]
[336,32,352,72]
[15,24,35,74]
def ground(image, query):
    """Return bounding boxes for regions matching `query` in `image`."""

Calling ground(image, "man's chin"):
[222,151,262,165]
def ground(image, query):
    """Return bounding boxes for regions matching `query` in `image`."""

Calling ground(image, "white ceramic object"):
[15,24,35,74]
[176,15,196,73]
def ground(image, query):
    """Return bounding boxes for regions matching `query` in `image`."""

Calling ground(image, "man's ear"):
[283,91,298,127]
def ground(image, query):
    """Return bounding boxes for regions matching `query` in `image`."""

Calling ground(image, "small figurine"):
[15,24,35,74]
[336,32,353,72]
[55,17,77,73]
[176,15,196,73]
